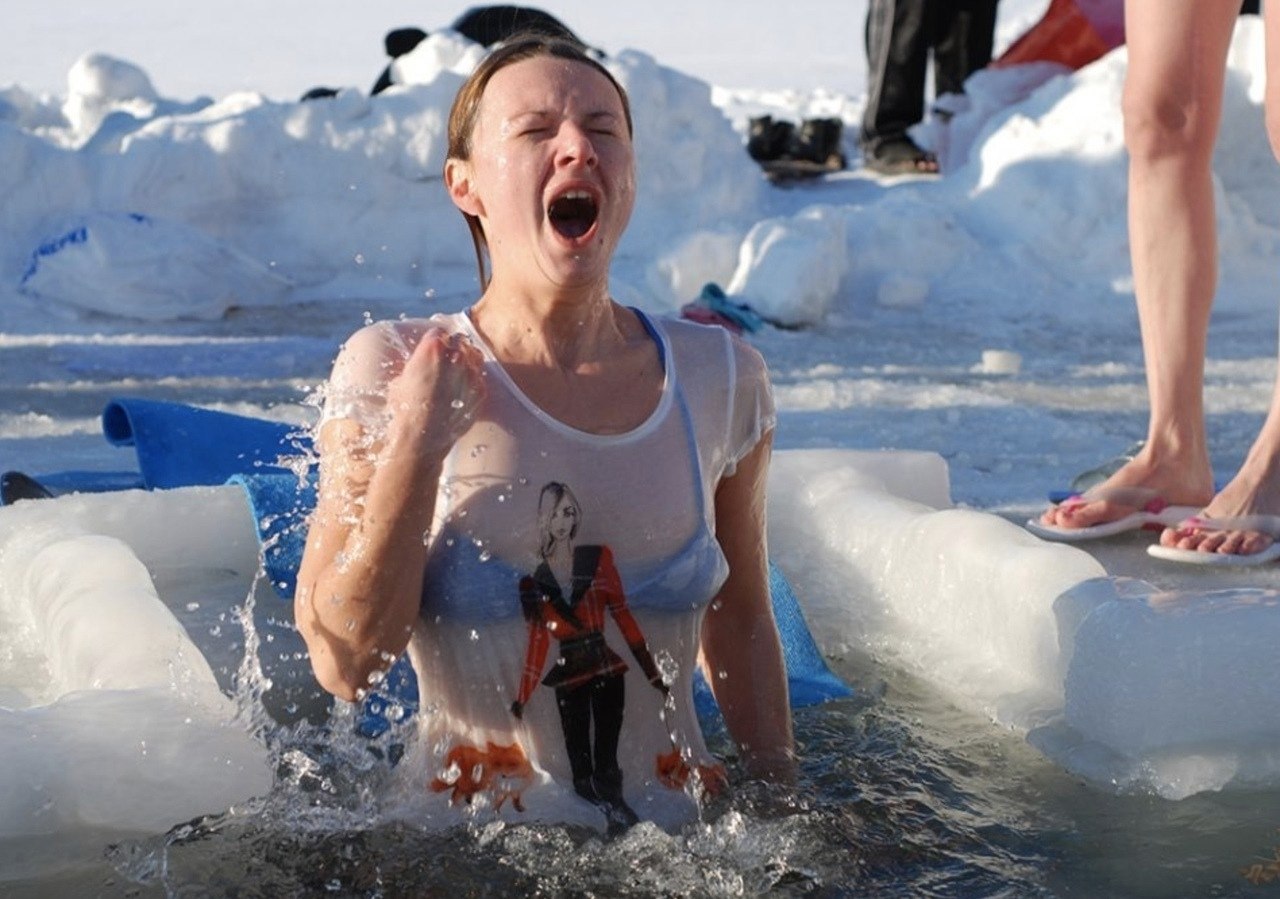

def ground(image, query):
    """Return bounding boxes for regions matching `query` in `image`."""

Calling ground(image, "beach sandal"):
[1146,514,1280,567]
[863,137,939,176]
[1024,486,1202,543]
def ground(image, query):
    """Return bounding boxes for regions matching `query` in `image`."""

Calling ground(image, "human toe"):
[1235,530,1274,556]
[1197,529,1230,553]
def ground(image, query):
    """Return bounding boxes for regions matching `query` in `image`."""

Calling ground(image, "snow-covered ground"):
[5,1,1280,894]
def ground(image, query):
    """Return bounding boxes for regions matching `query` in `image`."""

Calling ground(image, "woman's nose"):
[555,122,598,167]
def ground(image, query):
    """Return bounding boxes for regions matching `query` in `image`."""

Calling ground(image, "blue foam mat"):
[102,397,309,489]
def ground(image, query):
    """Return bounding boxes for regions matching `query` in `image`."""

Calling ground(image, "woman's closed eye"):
[585,114,622,137]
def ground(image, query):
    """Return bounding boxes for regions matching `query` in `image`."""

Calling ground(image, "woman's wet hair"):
[445,34,634,288]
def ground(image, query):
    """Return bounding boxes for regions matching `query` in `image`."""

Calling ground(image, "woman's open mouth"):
[547,189,599,241]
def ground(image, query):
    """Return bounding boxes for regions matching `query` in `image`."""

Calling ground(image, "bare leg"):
[1161,4,1280,556]
[1042,0,1236,531]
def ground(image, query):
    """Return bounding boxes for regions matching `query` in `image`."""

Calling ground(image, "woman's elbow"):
[305,635,389,703]
[295,589,378,703]
[311,657,366,704]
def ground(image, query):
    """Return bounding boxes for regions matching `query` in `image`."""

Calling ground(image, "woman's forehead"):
[482,56,624,119]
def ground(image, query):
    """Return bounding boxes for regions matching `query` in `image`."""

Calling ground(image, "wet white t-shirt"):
[320,308,774,832]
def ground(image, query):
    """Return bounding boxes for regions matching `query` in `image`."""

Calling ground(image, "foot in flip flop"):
[862,136,939,176]
[1025,485,1202,543]
[1147,514,1280,567]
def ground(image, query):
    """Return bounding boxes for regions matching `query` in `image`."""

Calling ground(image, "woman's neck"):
[467,272,664,436]
[469,279,634,372]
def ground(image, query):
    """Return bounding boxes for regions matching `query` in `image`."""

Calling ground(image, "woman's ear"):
[445,158,483,217]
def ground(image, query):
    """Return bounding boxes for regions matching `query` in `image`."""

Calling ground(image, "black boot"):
[787,118,846,168]
[575,771,639,835]
[746,115,795,162]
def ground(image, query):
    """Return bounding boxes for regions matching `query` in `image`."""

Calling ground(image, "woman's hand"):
[385,328,487,460]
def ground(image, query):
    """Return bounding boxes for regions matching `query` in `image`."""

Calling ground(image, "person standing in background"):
[861,0,1000,175]
[1036,1,1280,567]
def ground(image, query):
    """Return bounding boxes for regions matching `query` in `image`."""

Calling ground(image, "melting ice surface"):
[4,1,1280,894]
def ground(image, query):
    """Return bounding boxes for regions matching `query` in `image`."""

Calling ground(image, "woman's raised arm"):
[295,329,484,701]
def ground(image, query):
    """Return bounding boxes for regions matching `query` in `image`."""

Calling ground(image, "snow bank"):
[1,34,762,322]
[5,21,1278,334]
[19,211,292,320]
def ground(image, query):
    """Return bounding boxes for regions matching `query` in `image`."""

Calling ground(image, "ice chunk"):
[1056,580,1280,775]
[768,449,1104,726]
[0,486,271,836]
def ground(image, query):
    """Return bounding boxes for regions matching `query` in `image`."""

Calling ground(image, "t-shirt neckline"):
[458,307,675,444]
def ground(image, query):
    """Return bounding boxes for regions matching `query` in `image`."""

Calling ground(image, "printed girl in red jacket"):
[510,481,667,832]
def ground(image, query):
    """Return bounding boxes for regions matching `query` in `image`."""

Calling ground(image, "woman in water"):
[295,34,794,832]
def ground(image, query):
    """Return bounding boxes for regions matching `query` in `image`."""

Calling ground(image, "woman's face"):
[447,55,636,291]
[548,494,579,543]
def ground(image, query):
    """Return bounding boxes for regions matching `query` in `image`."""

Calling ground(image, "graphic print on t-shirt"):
[510,481,670,832]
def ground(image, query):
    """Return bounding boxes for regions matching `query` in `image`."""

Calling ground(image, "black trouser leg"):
[557,676,637,831]
[589,675,625,791]
[931,0,999,97]
[862,0,931,150]
[556,682,594,789]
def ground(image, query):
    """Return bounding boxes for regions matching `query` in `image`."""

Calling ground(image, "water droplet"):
[478,549,492,562]
[469,630,480,641]
[451,399,465,409]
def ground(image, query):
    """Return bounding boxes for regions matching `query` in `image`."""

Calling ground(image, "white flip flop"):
[1025,486,1201,544]
[1146,514,1280,567]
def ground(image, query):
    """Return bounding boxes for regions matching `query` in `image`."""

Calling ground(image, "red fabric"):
[992,0,1116,71]
[516,546,649,702]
